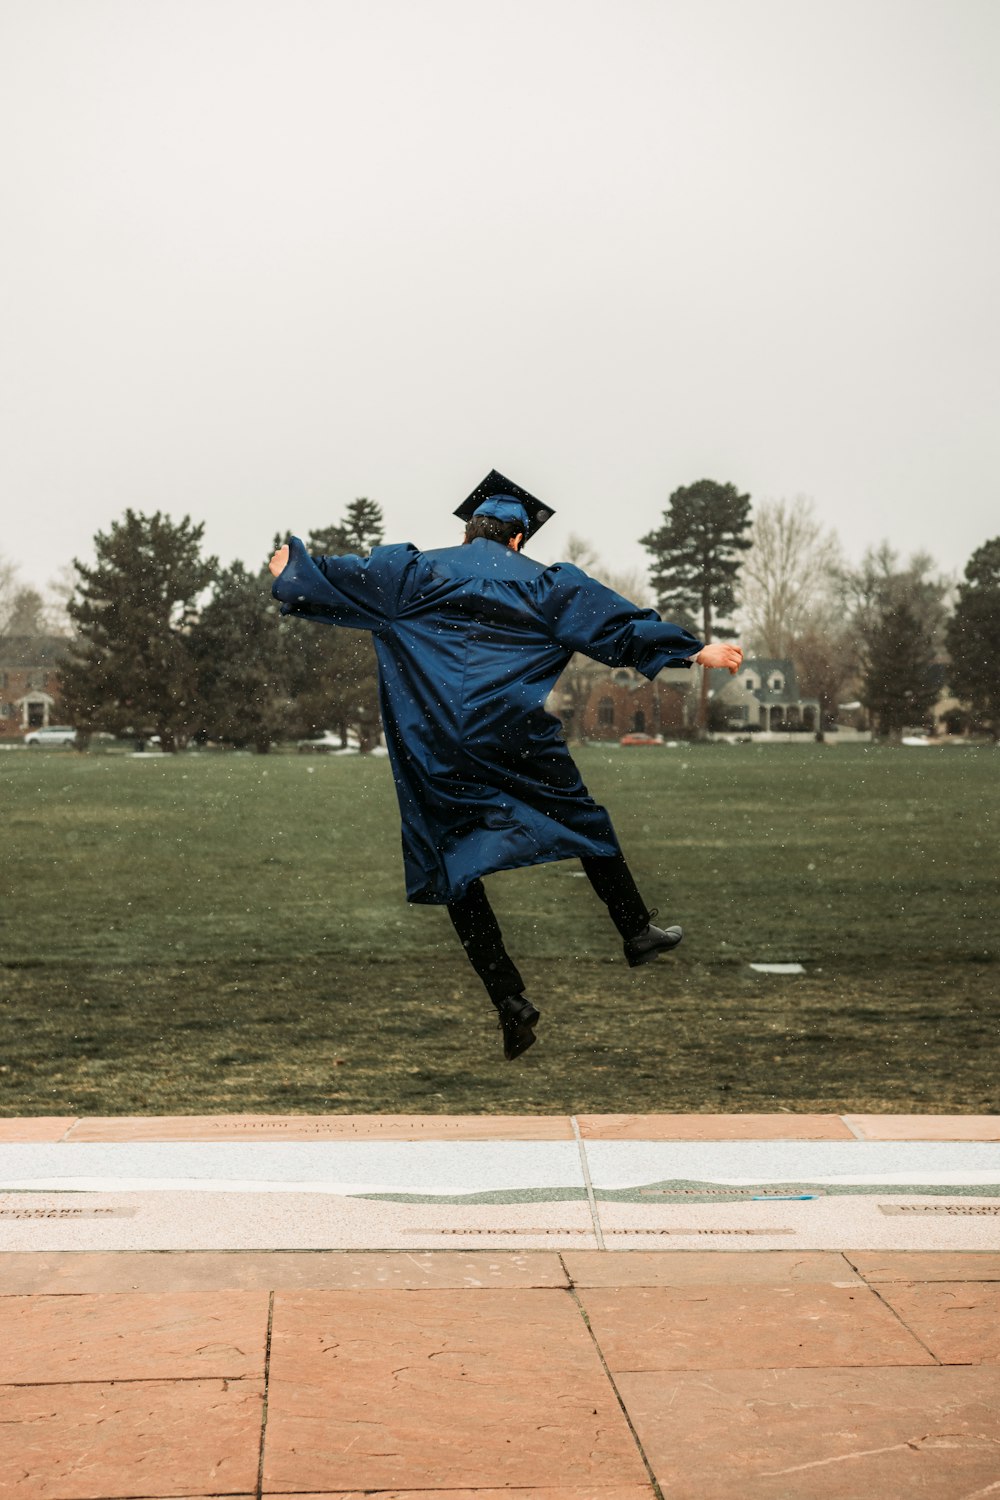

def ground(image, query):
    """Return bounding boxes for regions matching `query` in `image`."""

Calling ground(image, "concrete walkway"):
[1,1114,999,1497]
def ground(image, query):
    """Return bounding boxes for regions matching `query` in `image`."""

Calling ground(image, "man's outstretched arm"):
[541,564,744,678]
[268,536,417,632]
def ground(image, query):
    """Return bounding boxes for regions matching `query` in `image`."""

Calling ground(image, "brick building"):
[0,636,70,739]
[578,668,688,740]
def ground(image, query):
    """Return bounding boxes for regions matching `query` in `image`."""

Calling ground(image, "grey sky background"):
[2,0,998,598]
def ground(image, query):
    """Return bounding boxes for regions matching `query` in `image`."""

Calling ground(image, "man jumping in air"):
[269,470,742,1061]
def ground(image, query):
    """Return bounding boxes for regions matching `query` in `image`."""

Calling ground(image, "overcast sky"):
[2,0,998,596]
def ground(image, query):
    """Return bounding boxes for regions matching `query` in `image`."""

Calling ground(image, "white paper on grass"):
[749,962,806,973]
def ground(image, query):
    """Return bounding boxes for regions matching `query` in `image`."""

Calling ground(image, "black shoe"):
[623,909,683,968]
[494,994,540,1061]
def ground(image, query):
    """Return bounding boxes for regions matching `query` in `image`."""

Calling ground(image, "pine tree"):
[946,537,1000,737]
[281,498,386,750]
[306,496,385,558]
[641,480,752,640]
[640,479,752,726]
[60,511,217,751]
[861,599,938,735]
[192,562,288,752]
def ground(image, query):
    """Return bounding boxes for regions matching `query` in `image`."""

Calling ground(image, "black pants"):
[446,853,651,1005]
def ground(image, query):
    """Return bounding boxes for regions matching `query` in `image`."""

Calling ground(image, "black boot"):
[623,909,684,968]
[493,994,540,1061]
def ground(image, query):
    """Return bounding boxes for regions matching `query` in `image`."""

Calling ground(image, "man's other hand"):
[269,544,290,578]
[693,642,744,675]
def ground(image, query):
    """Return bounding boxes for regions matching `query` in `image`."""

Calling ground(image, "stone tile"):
[0,1189,597,1252]
[64,1113,575,1141]
[0,1378,263,1499]
[0,1118,76,1142]
[263,1289,646,1492]
[591,1195,824,1252]
[616,1365,1000,1500]
[0,1290,269,1382]
[595,1194,806,1251]
[2,1185,997,1255]
[590,1188,1000,1260]
[845,1114,1000,1140]
[564,1251,863,1286]
[875,1281,1000,1363]
[577,1283,935,1371]
[0,1249,569,1294]
[850,1251,1000,1281]
[576,1114,853,1139]
[266,1492,655,1500]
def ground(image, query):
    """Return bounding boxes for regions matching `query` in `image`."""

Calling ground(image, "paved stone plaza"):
[1,1113,998,1497]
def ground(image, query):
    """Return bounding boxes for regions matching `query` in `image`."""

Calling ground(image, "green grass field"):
[1,744,998,1115]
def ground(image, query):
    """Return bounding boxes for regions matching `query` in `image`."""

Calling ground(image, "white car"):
[24,725,78,747]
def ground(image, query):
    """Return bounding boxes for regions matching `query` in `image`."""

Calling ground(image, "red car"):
[619,733,664,746]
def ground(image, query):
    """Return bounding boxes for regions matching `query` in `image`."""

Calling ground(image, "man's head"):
[462,514,524,551]
[454,476,550,550]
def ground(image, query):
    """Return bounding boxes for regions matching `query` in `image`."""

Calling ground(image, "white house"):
[707,656,821,732]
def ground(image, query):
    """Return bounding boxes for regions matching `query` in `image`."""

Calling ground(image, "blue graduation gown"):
[273,536,702,905]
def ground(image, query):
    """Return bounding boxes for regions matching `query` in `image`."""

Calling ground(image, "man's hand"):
[692,642,744,675]
[268,544,289,578]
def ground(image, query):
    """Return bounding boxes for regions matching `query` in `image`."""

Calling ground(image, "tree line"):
[54,499,385,753]
[640,481,998,739]
[5,482,998,747]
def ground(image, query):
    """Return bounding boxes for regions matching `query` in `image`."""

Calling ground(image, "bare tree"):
[738,497,842,658]
[789,620,856,729]
[0,556,74,638]
[564,533,654,607]
[839,543,951,654]
[837,544,952,736]
[40,563,76,636]
[0,556,21,635]
[3,587,46,636]
[564,533,600,573]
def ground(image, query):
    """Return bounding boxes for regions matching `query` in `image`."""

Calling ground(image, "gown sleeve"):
[271,537,417,632]
[538,563,703,679]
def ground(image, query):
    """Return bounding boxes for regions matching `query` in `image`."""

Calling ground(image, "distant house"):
[0,636,70,739]
[577,667,688,741]
[707,656,820,733]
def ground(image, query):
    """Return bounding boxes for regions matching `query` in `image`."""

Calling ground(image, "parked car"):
[619,732,664,747]
[24,725,77,748]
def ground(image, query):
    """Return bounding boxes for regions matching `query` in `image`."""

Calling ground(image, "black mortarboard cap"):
[453,469,554,542]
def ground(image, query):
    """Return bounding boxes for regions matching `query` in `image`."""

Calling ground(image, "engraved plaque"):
[879,1202,1000,1216]
[416,1227,592,1236]
[605,1227,795,1236]
[0,1194,137,1218]
[639,1187,825,1198]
